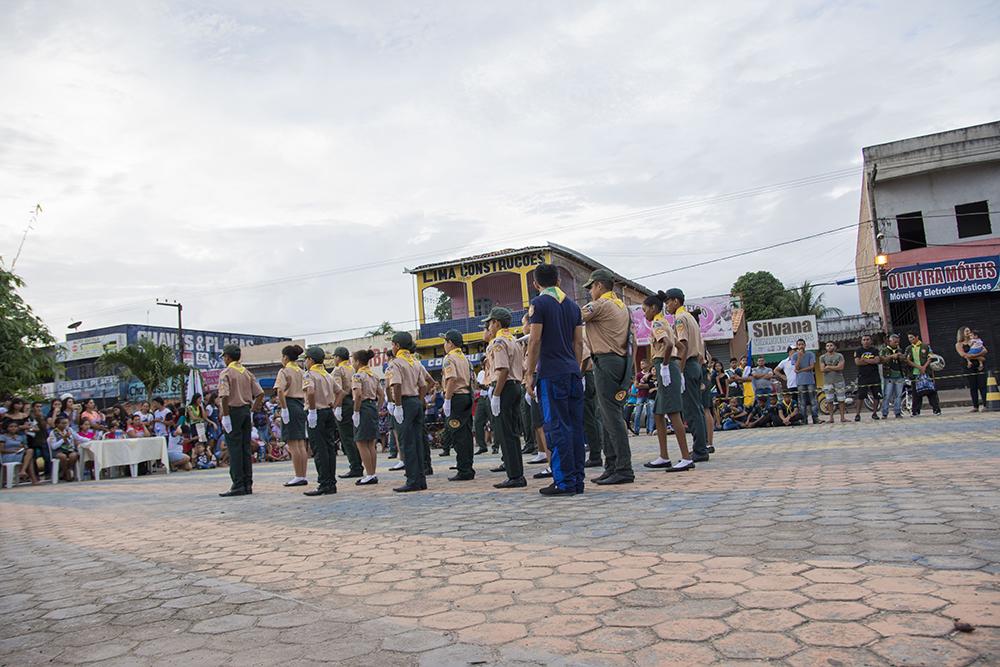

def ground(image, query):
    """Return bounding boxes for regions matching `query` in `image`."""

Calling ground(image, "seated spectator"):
[2,419,39,485]
[720,398,747,430]
[47,416,86,481]
[193,443,217,469]
[251,426,265,463]
[215,438,229,466]
[103,417,126,439]
[268,438,289,462]
[126,415,150,438]
[77,419,98,440]
[166,426,192,471]
[80,399,107,433]
[744,397,773,428]
[269,414,282,444]
[774,394,802,427]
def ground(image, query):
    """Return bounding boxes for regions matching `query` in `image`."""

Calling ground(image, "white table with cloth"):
[79,437,170,480]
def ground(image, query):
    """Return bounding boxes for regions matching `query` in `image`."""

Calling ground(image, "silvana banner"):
[887,256,1000,303]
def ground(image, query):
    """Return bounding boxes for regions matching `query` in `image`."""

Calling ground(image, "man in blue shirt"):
[792,338,820,425]
[523,263,585,496]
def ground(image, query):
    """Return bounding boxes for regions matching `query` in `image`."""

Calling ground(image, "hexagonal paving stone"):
[726,609,805,631]
[802,568,866,584]
[634,640,719,666]
[867,593,948,612]
[866,612,957,636]
[577,581,637,597]
[456,621,528,645]
[801,583,869,601]
[652,618,728,641]
[529,614,600,636]
[786,646,889,667]
[798,601,877,621]
[736,590,809,610]
[190,613,254,633]
[577,626,657,653]
[793,621,880,647]
[872,636,977,667]
[714,631,801,660]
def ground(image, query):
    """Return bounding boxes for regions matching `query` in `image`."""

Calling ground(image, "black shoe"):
[338,471,364,479]
[591,470,613,483]
[424,469,434,476]
[521,446,536,455]
[933,410,942,415]
[665,461,695,473]
[438,452,450,457]
[491,448,499,454]
[355,477,378,486]
[393,484,425,493]
[539,483,576,496]
[448,473,475,481]
[474,448,487,455]
[691,454,710,463]
[489,465,506,473]
[895,413,903,418]
[493,477,527,489]
[643,460,672,469]
[594,473,634,486]
[387,454,397,459]
[584,460,602,468]
[219,489,248,497]
[854,414,861,422]
[245,488,253,495]
[532,468,553,479]
[872,413,880,420]
[707,446,715,454]
[575,486,585,494]
[304,486,337,496]
[283,478,308,487]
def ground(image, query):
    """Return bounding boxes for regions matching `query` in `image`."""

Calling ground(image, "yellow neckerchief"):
[495,328,514,341]
[540,286,565,303]
[652,312,666,324]
[284,361,303,373]
[308,363,328,376]
[395,349,416,366]
[337,360,352,369]
[598,290,625,309]
[227,361,246,374]
[676,305,689,316]
[356,365,374,376]
[447,348,466,360]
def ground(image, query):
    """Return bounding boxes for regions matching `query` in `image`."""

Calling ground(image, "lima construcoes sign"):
[748,315,818,355]
[887,256,1000,302]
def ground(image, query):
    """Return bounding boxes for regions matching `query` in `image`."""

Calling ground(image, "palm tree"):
[781,281,844,318]
[98,339,190,401]
[365,321,396,337]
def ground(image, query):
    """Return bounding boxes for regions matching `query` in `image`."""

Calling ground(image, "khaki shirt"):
[351,370,379,401]
[304,367,336,408]
[485,333,523,385]
[274,364,305,399]
[332,362,354,402]
[581,337,594,372]
[673,307,704,361]
[650,316,675,360]
[387,356,421,397]
[442,350,472,395]
[417,364,433,396]
[581,294,630,356]
[218,364,263,407]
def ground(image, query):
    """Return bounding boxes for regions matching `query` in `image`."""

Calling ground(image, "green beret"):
[481,306,512,327]
[333,346,350,360]
[444,329,464,347]
[222,343,241,359]
[306,346,325,363]
[391,331,414,349]
[582,268,615,289]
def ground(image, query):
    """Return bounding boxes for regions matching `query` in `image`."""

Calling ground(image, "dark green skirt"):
[654,359,683,415]
[356,399,378,441]
[282,397,306,441]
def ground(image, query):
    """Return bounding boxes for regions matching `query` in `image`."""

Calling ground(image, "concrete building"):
[856,120,1000,387]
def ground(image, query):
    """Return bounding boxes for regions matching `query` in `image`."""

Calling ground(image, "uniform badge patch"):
[448,419,461,429]
[614,390,627,402]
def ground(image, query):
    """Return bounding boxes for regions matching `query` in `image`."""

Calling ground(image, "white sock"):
[650,456,670,465]
[530,453,546,462]
[675,459,692,468]
[360,475,372,483]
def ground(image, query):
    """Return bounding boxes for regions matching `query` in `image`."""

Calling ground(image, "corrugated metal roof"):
[817,313,883,340]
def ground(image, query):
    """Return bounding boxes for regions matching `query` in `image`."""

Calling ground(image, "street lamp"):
[156,300,185,400]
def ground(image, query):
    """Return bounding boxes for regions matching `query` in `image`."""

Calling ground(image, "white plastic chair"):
[50,456,84,484]
[2,462,18,489]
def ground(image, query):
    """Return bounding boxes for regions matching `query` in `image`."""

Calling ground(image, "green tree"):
[781,281,844,318]
[434,292,452,322]
[731,271,790,321]
[0,265,59,396]
[365,321,396,337]
[97,339,189,401]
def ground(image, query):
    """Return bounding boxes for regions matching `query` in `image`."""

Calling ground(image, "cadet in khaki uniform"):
[413,346,434,477]
[351,349,382,486]
[302,346,338,496]
[441,329,475,481]
[581,337,604,468]
[473,368,490,455]
[332,347,364,479]
[664,288,709,462]
[386,331,426,492]
[581,268,635,485]
[218,344,264,497]
[275,344,309,487]
[641,292,694,472]
[483,306,527,488]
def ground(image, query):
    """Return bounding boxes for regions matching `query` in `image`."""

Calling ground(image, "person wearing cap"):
[483,306,527,488]
[331,347,364,479]
[472,366,490,456]
[664,288,710,463]
[581,337,605,469]
[441,329,475,481]
[581,268,635,485]
[218,344,264,497]
[386,331,427,492]
[351,349,383,486]
[523,263,586,496]
[302,347,338,496]
[275,344,309,488]
[411,345,436,478]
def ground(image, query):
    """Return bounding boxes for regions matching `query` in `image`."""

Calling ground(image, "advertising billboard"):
[887,255,1000,302]
[56,334,127,362]
[630,296,734,346]
[747,315,819,356]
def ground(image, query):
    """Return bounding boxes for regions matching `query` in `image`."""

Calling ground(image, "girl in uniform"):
[275,344,309,487]
[351,349,383,486]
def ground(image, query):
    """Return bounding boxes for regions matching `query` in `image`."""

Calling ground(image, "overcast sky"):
[2,1,998,343]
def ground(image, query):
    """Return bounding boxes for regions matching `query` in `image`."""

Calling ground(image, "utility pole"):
[156,300,185,401]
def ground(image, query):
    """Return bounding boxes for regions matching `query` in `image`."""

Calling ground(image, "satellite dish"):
[67,321,83,330]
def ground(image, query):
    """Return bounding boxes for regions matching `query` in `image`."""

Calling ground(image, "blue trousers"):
[538,373,585,492]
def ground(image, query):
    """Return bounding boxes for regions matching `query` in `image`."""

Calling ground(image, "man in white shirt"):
[151,397,171,438]
[773,344,798,399]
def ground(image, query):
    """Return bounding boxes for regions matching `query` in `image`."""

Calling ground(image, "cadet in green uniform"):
[441,329,476,480]
[332,347,364,478]
[581,338,604,468]
[581,269,635,485]
[218,344,264,497]
[302,346,338,496]
[483,306,527,488]
[473,367,490,455]
[664,288,710,462]
[386,332,427,492]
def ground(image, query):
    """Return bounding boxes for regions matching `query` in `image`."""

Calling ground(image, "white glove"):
[490,395,501,417]
[581,377,586,392]
[443,399,451,417]
[661,363,671,386]
[221,416,232,433]
[334,406,343,422]
[524,391,532,405]
[487,386,494,399]
[393,404,404,424]
[352,412,360,428]
[387,401,395,415]
[280,408,290,424]
[680,374,686,393]
[307,409,317,428]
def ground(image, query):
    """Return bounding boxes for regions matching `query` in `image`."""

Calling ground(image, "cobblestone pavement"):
[1,409,998,666]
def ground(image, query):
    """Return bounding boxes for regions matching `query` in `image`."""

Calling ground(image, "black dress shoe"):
[584,460,602,468]
[304,487,337,496]
[489,465,506,473]
[521,446,536,454]
[387,454,397,459]
[219,489,248,497]
[532,469,553,479]
[493,477,527,489]
[692,454,710,463]
[355,477,378,486]
[474,448,488,455]
[594,473,634,485]
[539,483,576,496]
[707,446,716,454]
[665,462,695,473]
[591,470,613,483]
[448,473,475,481]
[424,469,434,476]
[643,460,672,469]
[339,471,364,479]
[283,479,308,487]
[491,448,499,454]
[245,488,253,495]
[438,452,450,457]
[575,486,585,494]
[393,484,425,492]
